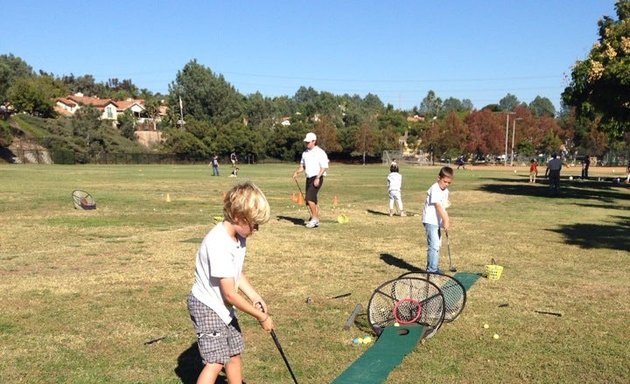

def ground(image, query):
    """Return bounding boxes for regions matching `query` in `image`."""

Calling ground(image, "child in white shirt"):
[387,163,406,216]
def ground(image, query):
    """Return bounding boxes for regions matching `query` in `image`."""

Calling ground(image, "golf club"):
[445,230,457,273]
[270,330,299,384]
[293,178,307,202]
[260,305,299,384]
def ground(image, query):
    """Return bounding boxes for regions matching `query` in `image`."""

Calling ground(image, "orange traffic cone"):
[296,193,305,205]
[291,192,298,203]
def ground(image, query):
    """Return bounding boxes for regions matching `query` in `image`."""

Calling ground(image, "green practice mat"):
[453,272,482,292]
[331,271,482,384]
[331,325,425,384]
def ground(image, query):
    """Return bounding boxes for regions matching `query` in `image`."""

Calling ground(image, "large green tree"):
[562,0,630,139]
[0,54,34,103]
[528,96,556,117]
[7,75,66,117]
[168,60,244,125]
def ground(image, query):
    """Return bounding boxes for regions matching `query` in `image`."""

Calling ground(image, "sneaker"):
[305,220,319,228]
[400,211,407,217]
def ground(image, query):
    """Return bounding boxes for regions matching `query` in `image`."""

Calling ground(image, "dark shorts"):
[187,293,244,365]
[305,176,324,204]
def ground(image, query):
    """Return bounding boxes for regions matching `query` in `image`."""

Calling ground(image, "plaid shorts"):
[187,293,244,365]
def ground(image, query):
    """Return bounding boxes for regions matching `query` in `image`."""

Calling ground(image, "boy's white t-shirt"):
[191,222,246,324]
[422,182,449,226]
[387,172,402,192]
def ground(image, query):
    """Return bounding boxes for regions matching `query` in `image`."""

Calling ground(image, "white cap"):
[304,132,317,142]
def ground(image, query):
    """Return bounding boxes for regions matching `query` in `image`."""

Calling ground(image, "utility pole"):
[511,118,523,166]
[504,112,515,166]
[178,95,185,130]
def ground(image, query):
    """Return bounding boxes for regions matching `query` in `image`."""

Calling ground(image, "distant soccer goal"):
[382,150,402,165]
[383,150,430,166]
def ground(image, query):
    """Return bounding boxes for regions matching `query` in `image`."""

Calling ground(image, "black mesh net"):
[398,272,467,322]
[368,277,445,338]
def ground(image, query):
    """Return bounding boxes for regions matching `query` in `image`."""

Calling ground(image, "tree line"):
[1,1,627,164]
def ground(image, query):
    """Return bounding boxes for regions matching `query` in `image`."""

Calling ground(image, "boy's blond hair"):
[223,181,271,226]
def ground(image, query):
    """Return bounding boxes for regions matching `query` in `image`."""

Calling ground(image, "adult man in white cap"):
[292,132,329,228]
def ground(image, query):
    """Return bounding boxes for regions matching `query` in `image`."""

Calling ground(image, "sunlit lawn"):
[0,163,628,383]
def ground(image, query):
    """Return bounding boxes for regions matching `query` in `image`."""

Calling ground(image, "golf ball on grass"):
[337,214,349,224]
[483,323,489,329]
[493,333,500,339]
[363,336,372,344]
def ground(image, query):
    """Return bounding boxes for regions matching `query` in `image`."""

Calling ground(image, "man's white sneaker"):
[305,220,319,228]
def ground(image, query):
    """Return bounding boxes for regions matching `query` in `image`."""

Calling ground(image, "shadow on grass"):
[181,237,204,244]
[379,253,422,273]
[275,215,305,225]
[548,215,630,251]
[480,177,629,251]
[175,343,234,384]
[479,177,629,202]
[366,209,389,216]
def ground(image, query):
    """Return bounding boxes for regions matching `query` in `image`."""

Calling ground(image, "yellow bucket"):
[485,264,504,281]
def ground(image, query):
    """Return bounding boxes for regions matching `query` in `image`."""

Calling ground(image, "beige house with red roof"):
[54,93,145,121]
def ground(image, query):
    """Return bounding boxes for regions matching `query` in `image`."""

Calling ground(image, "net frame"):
[72,190,96,210]
[367,277,445,338]
[398,271,467,323]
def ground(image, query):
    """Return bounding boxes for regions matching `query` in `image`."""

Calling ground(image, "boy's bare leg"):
[225,355,243,383]
[197,363,223,384]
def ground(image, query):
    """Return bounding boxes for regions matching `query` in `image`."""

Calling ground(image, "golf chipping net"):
[72,190,96,210]
[367,277,445,339]
[398,271,467,323]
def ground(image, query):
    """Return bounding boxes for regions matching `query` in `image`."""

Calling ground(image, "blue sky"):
[0,1,617,111]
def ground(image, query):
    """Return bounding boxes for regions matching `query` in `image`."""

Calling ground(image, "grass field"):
[1,163,628,384]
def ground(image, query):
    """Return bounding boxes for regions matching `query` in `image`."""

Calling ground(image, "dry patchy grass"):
[0,163,628,383]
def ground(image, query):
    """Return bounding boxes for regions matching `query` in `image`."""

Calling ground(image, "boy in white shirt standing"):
[387,163,406,216]
[422,166,454,273]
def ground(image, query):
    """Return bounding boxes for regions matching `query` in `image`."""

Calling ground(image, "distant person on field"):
[187,182,273,384]
[292,132,329,229]
[455,155,466,170]
[581,156,591,179]
[626,160,630,184]
[230,167,239,178]
[422,166,453,274]
[529,159,538,183]
[545,153,563,195]
[230,151,238,169]
[210,155,219,176]
[387,163,406,217]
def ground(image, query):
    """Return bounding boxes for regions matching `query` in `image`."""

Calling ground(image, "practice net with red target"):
[398,271,467,323]
[368,277,445,339]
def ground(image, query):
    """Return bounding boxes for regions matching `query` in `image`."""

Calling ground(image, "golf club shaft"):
[445,230,457,272]
[293,178,309,203]
[271,330,299,384]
